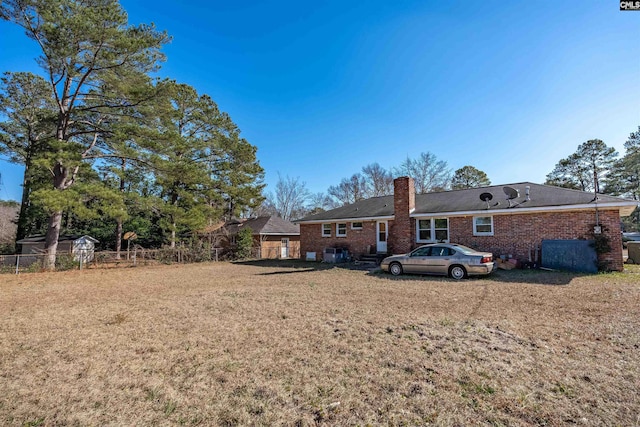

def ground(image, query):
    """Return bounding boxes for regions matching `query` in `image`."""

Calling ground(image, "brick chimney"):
[390,176,415,254]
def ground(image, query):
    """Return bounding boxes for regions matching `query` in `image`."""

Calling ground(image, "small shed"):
[16,235,99,262]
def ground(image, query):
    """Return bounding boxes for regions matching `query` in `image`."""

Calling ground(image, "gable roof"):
[226,216,300,235]
[297,182,638,223]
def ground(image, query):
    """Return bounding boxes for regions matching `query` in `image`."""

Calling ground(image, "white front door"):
[376,221,388,253]
[281,238,289,258]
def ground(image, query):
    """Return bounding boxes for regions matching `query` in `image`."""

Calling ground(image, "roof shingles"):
[297,182,637,222]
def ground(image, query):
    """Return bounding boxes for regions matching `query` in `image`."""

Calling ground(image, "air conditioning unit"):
[323,248,349,263]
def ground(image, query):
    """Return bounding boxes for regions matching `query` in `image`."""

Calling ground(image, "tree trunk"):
[115,219,123,259]
[170,191,178,248]
[44,210,63,270]
[43,158,69,270]
[115,158,126,259]
[16,163,32,242]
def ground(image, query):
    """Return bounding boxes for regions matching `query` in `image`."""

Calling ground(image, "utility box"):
[627,241,640,264]
[323,248,349,263]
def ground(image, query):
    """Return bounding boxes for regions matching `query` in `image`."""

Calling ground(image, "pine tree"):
[0,72,57,240]
[451,166,491,190]
[151,81,264,246]
[545,139,618,193]
[1,0,169,268]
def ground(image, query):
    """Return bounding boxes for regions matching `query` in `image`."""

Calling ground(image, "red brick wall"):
[300,205,625,271]
[300,221,382,259]
[389,177,415,254]
[258,235,300,259]
[446,209,623,271]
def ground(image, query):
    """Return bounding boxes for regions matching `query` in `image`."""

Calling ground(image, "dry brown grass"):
[0,261,639,426]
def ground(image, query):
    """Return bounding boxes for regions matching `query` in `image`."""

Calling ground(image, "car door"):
[424,246,453,275]
[404,246,431,273]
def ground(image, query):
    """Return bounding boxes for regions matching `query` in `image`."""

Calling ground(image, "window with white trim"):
[322,223,332,237]
[434,218,449,241]
[351,222,363,230]
[336,223,347,237]
[416,218,449,242]
[417,219,432,241]
[473,216,494,236]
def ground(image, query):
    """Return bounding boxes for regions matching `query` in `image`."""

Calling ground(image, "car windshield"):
[450,244,477,254]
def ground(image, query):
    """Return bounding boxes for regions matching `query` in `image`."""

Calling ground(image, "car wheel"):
[389,262,403,276]
[449,265,467,280]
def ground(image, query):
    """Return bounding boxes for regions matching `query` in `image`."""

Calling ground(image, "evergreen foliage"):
[545,139,617,192]
[451,165,491,189]
[0,0,265,267]
[235,227,253,259]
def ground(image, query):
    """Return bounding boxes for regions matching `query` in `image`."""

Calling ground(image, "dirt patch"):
[0,263,638,425]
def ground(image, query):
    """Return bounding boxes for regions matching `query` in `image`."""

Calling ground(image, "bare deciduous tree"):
[362,163,393,197]
[328,173,368,206]
[0,201,19,251]
[267,174,310,221]
[394,152,452,193]
[307,192,336,215]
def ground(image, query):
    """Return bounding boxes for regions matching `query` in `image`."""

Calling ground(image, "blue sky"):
[1,0,639,202]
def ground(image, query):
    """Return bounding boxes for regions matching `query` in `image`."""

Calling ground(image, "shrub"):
[235,228,254,259]
[56,254,79,271]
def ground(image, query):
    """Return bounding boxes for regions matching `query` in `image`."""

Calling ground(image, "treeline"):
[544,131,640,230]
[263,129,640,231]
[260,153,491,221]
[545,133,639,197]
[0,1,264,266]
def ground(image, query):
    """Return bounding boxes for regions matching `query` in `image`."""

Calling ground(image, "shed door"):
[281,238,289,258]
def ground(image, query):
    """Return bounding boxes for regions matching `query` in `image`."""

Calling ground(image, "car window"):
[411,247,430,257]
[450,244,475,254]
[430,247,453,256]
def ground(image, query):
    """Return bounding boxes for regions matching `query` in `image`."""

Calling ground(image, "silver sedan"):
[380,243,495,280]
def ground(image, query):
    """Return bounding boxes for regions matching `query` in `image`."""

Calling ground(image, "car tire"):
[449,265,467,280]
[389,262,403,276]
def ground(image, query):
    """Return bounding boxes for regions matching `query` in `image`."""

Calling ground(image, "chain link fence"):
[0,247,224,274]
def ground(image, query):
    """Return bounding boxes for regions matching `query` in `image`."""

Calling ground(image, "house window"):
[336,223,347,237]
[434,218,449,241]
[473,216,494,236]
[416,218,449,242]
[322,223,332,237]
[418,219,432,241]
[351,222,363,230]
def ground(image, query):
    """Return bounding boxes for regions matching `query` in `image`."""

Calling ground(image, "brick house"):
[296,177,638,271]
[219,216,300,259]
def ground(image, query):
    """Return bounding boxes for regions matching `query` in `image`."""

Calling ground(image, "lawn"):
[0,262,638,426]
